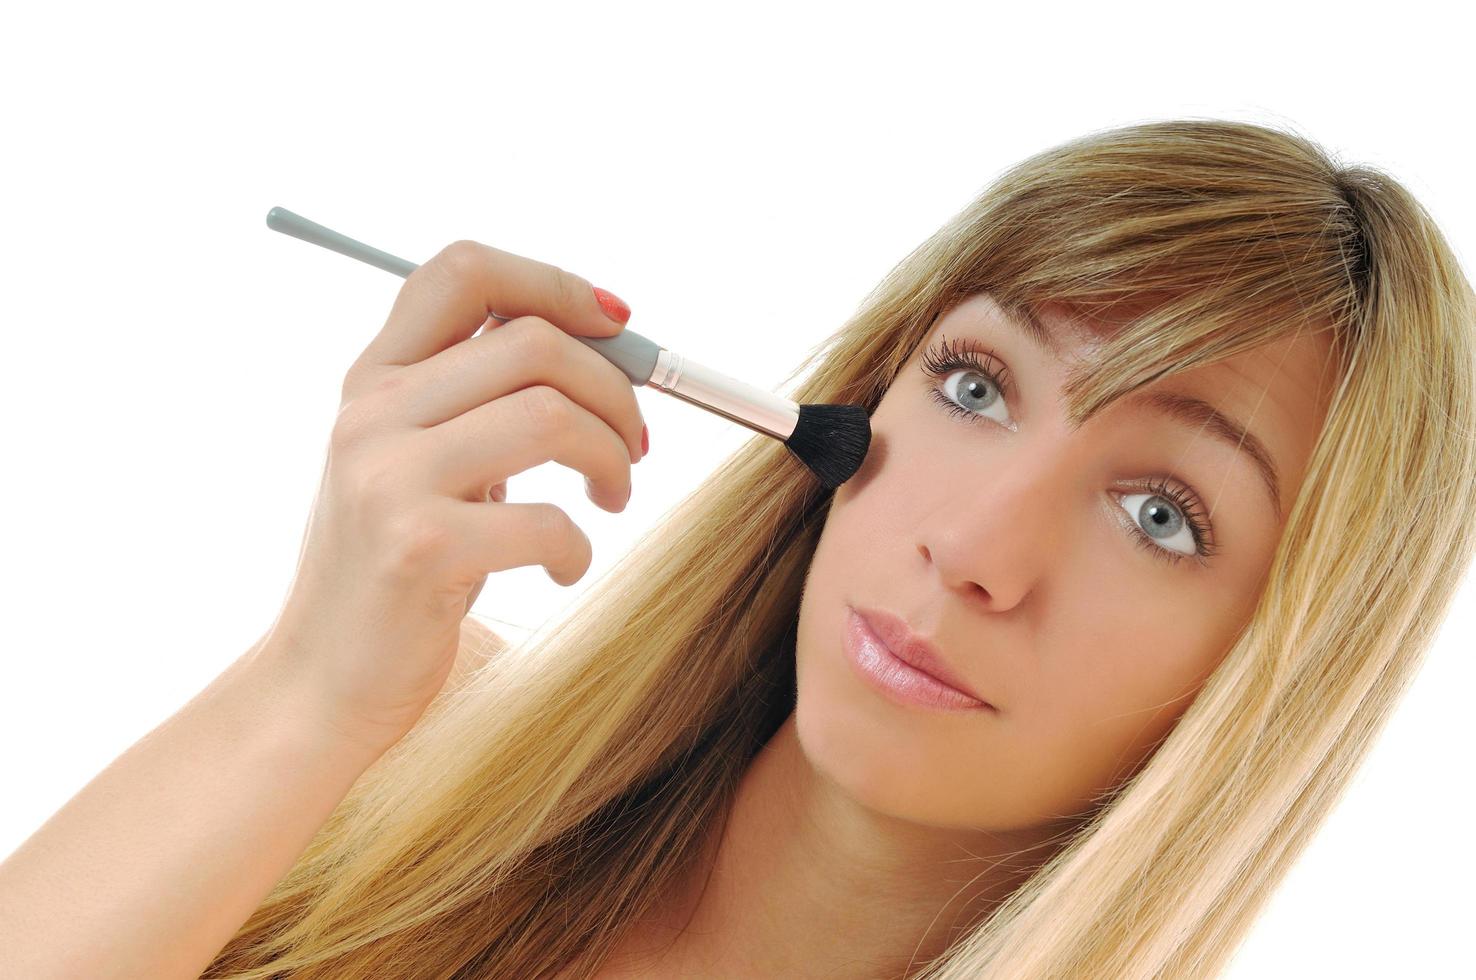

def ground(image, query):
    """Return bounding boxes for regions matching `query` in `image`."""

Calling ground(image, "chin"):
[791,619,953,825]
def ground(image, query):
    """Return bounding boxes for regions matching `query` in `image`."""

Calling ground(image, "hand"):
[258,239,645,751]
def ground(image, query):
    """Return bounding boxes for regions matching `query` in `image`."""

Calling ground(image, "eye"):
[918,333,1220,569]
[1113,479,1219,568]
[920,334,1016,430]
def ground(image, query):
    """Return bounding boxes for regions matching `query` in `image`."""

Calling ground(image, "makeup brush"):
[265,207,871,490]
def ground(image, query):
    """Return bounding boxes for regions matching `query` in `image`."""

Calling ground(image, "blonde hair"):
[203,119,1476,978]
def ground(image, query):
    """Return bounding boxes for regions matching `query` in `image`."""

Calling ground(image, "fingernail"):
[641,423,650,458]
[592,285,631,325]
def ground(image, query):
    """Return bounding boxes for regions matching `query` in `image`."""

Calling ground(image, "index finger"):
[359,239,630,370]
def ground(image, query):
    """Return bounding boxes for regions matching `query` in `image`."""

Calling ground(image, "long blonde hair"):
[204,119,1476,978]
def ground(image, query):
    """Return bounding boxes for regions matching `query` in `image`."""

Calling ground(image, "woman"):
[6,118,1473,979]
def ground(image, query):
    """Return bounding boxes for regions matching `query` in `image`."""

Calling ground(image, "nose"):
[914,449,1076,611]
[916,539,996,608]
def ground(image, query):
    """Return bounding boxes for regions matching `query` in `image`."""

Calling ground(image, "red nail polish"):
[592,285,631,325]
[641,423,650,457]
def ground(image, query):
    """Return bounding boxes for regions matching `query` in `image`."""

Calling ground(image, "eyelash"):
[919,335,1220,569]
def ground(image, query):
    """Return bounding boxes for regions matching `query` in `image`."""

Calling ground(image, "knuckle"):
[532,502,577,561]
[434,239,487,280]
[504,315,561,364]
[330,400,375,451]
[340,452,401,515]
[332,377,405,450]
[366,372,407,402]
[384,506,454,574]
[546,261,581,310]
[519,384,572,431]
[339,362,363,401]
[340,359,391,405]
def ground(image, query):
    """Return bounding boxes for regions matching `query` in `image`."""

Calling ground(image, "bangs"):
[927,123,1364,430]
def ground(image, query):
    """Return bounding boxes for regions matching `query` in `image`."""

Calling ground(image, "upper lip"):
[853,605,994,709]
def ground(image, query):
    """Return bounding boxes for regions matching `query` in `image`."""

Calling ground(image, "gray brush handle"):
[264,206,661,387]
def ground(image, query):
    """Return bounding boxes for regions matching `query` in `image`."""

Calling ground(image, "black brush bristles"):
[785,403,873,490]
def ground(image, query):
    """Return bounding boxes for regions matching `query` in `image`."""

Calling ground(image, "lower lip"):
[843,607,992,712]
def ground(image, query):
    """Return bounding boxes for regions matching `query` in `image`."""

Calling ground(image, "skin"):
[592,291,1340,978]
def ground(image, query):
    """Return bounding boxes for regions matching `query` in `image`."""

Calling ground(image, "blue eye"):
[1114,481,1216,565]
[932,362,1012,427]
[918,334,1219,569]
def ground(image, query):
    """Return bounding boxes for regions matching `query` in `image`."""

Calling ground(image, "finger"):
[432,496,594,588]
[386,315,646,464]
[349,239,628,390]
[418,385,636,512]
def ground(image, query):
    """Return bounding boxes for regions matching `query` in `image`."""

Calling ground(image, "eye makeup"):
[918,333,1221,569]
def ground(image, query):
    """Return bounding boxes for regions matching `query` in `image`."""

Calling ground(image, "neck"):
[607,711,1074,977]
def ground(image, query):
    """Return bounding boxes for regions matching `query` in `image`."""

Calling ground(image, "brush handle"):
[264,207,662,388]
[265,207,801,442]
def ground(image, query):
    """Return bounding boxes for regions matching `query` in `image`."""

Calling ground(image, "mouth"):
[843,605,996,713]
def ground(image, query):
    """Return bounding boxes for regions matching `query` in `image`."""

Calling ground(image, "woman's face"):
[793,291,1338,831]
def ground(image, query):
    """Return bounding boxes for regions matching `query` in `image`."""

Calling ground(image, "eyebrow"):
[992,302,1284,520]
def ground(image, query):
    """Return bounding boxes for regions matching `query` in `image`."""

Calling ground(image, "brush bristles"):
[786,403,872,490]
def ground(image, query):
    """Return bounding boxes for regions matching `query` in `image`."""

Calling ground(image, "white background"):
[2,2,1470,975]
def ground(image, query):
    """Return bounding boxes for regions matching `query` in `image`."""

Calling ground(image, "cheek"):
[1004,611,1232,820]
[822,393,951,538]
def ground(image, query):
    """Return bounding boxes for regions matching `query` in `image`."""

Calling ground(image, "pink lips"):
[843,606,995,712]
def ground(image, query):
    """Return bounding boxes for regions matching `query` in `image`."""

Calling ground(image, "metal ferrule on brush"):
[647,348,800,442]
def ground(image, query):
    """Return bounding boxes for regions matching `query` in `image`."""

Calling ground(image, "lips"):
[852,605,993,708]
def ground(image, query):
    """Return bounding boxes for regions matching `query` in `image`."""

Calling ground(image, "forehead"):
[928,290,1341,506]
